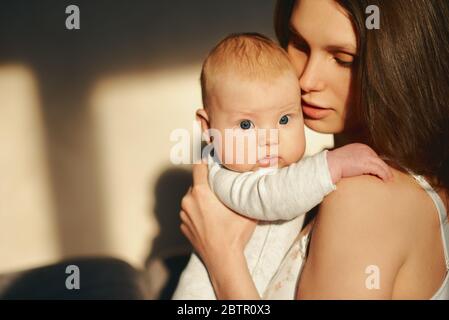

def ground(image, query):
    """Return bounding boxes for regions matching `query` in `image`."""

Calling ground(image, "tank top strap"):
[408,171,449,270]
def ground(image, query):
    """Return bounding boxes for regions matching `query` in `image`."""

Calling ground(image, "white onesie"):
[172,149,336,299]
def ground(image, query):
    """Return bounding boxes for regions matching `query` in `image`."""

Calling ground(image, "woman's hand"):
[179,160,260,299]
[179,161,257,270]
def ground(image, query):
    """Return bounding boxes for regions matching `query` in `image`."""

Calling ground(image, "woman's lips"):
[302,100,332,120]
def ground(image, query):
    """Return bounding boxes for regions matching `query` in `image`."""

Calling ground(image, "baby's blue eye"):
[279,115,289,125]
[240,120,254,130]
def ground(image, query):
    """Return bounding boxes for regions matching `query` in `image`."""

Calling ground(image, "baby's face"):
[206,72,306,172]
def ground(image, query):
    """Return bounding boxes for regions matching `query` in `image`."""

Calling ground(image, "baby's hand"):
[326,143,393,184]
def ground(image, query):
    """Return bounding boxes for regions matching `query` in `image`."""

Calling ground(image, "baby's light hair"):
[200,32,297,108]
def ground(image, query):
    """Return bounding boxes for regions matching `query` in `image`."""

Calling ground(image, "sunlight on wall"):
[0,65,59,273]
[304,127,333,156]
[90,65,202,268]
[89,64,333,268]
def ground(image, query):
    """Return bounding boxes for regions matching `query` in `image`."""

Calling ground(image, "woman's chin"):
[304,117,344,134]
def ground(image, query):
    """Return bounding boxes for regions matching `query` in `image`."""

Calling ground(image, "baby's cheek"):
[214,137,258,172]
[281,128,306,164]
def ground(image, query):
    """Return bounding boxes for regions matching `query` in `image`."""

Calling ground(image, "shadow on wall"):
[146,167,193,299]
[0,0,275,278]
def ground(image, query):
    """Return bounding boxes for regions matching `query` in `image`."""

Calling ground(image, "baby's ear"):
[196,108,211,142]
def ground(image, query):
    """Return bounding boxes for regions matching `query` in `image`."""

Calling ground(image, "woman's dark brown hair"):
[275,0,449,192]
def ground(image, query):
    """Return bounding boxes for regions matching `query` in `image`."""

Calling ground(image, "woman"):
[180,0,449,299]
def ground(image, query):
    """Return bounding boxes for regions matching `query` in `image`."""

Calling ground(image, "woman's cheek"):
[332,68,356,131]
[287,46,307,76]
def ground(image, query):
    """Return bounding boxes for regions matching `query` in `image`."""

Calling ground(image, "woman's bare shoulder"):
[320,167,424,223]
[297,169,423,298]
[313,167,431,258]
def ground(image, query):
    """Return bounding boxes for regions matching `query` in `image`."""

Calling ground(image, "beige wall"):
[0,65,59,273]
[0,62,333,274]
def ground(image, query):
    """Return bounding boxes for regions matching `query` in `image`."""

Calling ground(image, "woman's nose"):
[299,56,325,93]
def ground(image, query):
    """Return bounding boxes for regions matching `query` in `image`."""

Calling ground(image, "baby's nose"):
[257,128,279,146]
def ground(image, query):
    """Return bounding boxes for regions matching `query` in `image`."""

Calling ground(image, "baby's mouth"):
[257,155,280,167]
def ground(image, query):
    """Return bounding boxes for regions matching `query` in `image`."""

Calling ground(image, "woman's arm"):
[180,162,261,299]
[297,174,411,299]
[206,250,261,300]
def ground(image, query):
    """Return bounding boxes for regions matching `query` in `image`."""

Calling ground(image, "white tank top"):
[262,172,449,300]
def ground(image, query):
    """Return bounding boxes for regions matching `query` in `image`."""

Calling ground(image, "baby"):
[173,33,391,299]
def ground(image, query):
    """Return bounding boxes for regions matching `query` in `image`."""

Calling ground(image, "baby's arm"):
[208,149,334,221]
[208,143,392,221]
